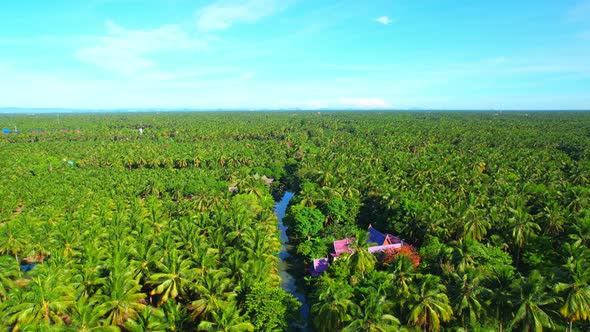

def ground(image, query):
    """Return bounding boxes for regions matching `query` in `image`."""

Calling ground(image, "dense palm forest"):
[0,111,589,331]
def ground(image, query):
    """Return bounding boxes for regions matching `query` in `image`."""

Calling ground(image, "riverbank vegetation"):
[0,111,589,331]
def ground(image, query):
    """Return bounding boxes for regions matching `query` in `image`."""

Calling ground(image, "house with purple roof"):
[309,258,329,277]
[368,224,401,245]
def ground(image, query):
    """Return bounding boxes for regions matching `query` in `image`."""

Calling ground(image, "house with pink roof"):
[330,238,355,259]
[308,225,409,276]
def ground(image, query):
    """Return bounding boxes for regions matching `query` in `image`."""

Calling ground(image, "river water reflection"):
[274,191,310,329]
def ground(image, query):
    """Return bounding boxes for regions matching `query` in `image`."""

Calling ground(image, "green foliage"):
[296,238,329,261]
[510,270,557,331]
[327,255,353,281]
[387,194,428,245]
[408,274,453,331]
[292,206,325,239]
[419,236,448,274]
[469,241,515,277]
[321,198,350,224]
[1,111,590,331]
[348,230,377,279]
[244,283,300,331]
[311,277,355,332]
[197,302,254,332]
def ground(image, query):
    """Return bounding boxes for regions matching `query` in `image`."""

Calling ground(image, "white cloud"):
[76,21,206,75]
[139,67,236,81]
[242,72,255,79]
[196,0,289,32]
[376,16,392,25]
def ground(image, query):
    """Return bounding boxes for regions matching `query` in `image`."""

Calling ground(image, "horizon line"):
[1,107,590,114]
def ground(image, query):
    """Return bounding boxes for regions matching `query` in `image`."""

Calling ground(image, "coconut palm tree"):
[311,285,355,332]
[0,222,28,277]
[445,239,475,273]
[0,255,18,301]
[102,270,147,326]
[386,254,420,319]
[3,270,75,328]
[348,230,377,279]
[342,292,400,332]
[123,306,170,332]
[74,242,108,299]
[160,300,193,331]
[451,270,490,331]
[67,296,119,332]
[555,243,590,332]
[509,203,541,268]
[486,267,516,332]
[243,228,280,265]
[407,274,453,332]
[197,302,254,332]
[541,202,566,236]
[129,239,162,286]
[148,249,195,306]
[510,270,556,332]
[462,205,490,242]
[570,216,590,247]
[191,246,220,278]
[190,271,235,321]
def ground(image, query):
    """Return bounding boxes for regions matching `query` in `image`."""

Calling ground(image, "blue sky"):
[0,0,589,110]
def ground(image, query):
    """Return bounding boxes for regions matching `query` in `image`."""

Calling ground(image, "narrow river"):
[274,191,310,330]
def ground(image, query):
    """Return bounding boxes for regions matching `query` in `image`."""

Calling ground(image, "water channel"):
[274,191,310,330]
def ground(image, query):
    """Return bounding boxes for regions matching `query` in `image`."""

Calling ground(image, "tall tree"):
[0,255,18,301]
[190,271,234,321]
[244,283,300,332]
[509,203,541,268]
[102,270,147,326]
[197,302,254,332]
[462,204,490,242]
[124,306,170,332]
[347,230,377,279]
[312,280,355,332]
[510,270,556,332]
[148,249,195,306]
[407,274,453,332]
[342,292,400,332]
[68,296,119,332]
[3,271,75,328]
[384,253,420,319]
[451,270,490,332]
[486,267,516,332]
[0,223,28,277]
[555,243,590,332]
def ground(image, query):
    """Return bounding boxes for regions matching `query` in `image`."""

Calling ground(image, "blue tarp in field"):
[20,263,38,272]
